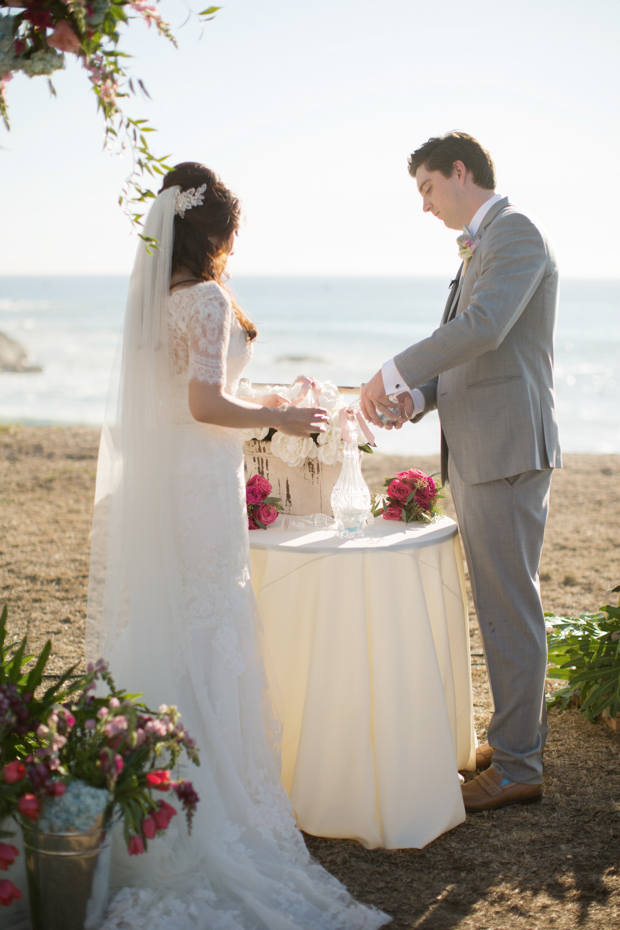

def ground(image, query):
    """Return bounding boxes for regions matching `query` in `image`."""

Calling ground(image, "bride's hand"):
[273,405,329,438]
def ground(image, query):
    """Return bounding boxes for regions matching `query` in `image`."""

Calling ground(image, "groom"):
[361,132,561,811]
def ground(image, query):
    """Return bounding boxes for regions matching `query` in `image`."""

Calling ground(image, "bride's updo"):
[161,163,256,341]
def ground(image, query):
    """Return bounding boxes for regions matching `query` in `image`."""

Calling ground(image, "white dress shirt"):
[381,193,505,416]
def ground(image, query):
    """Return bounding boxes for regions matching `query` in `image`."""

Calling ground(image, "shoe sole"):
[465,791,543,813]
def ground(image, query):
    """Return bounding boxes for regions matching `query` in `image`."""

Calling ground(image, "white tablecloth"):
[250,515,476,850]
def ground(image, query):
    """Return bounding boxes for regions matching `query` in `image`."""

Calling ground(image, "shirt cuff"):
[381,359,426,417]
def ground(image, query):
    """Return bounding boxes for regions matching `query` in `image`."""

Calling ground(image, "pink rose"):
[2,762,26,784]
[46,781,66,798]
[387,479,411,504]
[0,843,19,871]
[247,474,272,499]
[256,504,278,527]
[0,879,21,906]
[383,503,403,522]
[17,794,39,822]
[141,816,157,839]
[47,21,82,54]
[248,515,259,530]
[246,485,263,506]
[128,835,145,856]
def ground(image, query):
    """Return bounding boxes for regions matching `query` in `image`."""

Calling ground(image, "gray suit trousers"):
[448,457,552,784]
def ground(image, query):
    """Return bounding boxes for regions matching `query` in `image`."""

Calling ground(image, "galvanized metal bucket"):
[20,814,112,930]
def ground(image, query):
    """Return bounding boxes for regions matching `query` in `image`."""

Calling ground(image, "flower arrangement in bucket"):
[372,469,446,524]
[245,474,282,530]
[0,605,199,923]
[238,377,374,467]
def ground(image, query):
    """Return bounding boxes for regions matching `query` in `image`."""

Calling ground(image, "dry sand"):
[1,425,620,929]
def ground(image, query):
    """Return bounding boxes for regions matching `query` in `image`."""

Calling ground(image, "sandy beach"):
[2,424,620,928]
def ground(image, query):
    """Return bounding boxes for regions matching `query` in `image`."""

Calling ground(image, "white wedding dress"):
[90,274,390,929]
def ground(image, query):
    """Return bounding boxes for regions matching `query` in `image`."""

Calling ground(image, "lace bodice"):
[168,281,253,423]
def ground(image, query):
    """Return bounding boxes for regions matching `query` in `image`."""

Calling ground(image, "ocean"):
[0,275,619,457]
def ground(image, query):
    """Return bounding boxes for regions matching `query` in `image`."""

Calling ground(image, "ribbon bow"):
[338,407,376,447]
[291,376,322,406]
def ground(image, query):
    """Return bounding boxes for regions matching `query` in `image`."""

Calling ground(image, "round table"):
[249,514,476,850]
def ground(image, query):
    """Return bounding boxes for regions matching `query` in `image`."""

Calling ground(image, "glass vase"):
[330,417,372,538]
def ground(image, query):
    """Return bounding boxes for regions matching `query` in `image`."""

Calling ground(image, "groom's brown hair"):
[408,132,496,190]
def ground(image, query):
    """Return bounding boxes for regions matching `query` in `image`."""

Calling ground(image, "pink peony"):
[383,503,403,522]
[256,503,278,526]
[47,21,82,54]
[246,485,263,506]
[0,844,19,871]
[247,474,272,499]
[141,816,157,839]
[17,794,39,822]
[128,835,145,856]
[0,879,21,906]
[146,770,171,791]
[387,479,411,504]
[2,762,26,784]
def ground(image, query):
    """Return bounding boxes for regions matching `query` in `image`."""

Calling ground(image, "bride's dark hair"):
[161,162,257,341]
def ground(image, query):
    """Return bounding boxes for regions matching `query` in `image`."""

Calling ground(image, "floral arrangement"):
[0,606,200,908]
[246,474,282,530]
[0,0,219,228]
[238,378,373,469]
[371,468,445,524]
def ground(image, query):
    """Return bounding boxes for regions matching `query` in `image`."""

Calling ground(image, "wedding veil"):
[86,187,183,679]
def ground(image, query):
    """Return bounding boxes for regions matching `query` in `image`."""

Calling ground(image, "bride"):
[86,162,390,929]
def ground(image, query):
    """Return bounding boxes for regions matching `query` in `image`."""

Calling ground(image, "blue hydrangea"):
[0,14,19,75]
[0,14,65,78]
[21,49,65,78]
[38,780,111,835]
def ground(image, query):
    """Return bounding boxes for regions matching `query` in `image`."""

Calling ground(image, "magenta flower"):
[2,761,26,784]
[0,844,19,871]
[128,835,145,856]
[0,878,22,906]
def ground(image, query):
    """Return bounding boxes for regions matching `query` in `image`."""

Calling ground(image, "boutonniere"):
[456,230,479,261]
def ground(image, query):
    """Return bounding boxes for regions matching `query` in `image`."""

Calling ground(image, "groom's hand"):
[361,370,404,428]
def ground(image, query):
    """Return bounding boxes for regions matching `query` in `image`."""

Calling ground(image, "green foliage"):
[546,603,620,720]
[0,603,83,765]
[0,1,221,225]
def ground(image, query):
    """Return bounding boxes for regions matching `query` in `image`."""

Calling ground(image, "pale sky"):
[1,0,618,277]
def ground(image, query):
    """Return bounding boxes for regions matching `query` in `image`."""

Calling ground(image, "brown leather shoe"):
[475,741,495,769]
[462,767,542,812]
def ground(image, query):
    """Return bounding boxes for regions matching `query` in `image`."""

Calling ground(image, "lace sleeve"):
[187,284,233,386]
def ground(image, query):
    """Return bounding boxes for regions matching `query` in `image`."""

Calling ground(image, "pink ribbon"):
[291,376,321,406]
[338,407,376,447]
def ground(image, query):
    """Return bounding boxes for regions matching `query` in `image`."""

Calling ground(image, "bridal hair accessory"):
[174,184,207,218]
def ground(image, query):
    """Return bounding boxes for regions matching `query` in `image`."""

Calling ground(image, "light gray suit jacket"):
[395,197,562,485]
